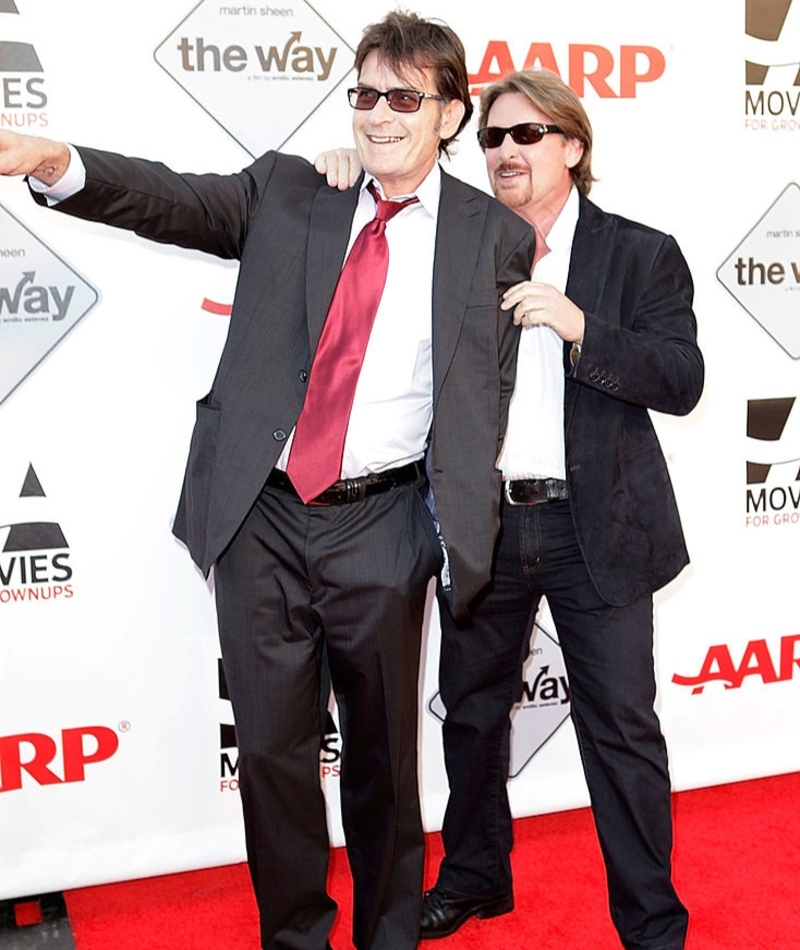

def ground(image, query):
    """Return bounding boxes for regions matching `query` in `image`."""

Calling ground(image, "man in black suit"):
[420,70,702,950]
[317,66,703,949]
[0,14,534,950]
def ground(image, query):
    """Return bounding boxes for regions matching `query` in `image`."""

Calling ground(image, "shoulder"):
[577,195,693,288]
[247,150,326,189]
[441,169,532,241]
[579,193,678,252]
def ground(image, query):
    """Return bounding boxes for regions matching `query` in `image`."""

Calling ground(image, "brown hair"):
[355,10,473,156]
[479,69,595,195]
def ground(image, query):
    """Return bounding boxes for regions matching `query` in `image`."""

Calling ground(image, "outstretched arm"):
[0,130,71,186]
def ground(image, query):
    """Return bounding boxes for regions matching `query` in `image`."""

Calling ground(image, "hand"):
[314,147,362,190]
[501,280,585,343]
[0,130,71,184]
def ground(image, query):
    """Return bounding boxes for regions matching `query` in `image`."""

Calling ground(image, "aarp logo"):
[468,40,665,99]
[0,726,121,792]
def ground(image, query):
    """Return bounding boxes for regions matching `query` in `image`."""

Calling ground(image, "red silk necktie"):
[286,182,419,503]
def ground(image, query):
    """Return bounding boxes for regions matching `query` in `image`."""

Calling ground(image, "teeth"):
[369,135,403,143]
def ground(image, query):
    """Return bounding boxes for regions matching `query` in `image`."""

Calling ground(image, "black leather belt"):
[503,477,568,506]
[266,460,424,506]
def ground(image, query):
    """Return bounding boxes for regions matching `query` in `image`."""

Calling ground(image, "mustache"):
[494,161,529,175]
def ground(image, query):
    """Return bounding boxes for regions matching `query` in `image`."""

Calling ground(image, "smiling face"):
[484,91,583,230]
[352,50,465,197]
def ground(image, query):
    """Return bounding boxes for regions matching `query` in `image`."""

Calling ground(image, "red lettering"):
[673,637,793,694]
[0,733,62,791]
[569,45,617,98]
[0,726,119,792]
[468,41,667,99]
[619,46,665,97]
[672,644,737,694]
[62,726,119,783]
[468,40,517,92]
[736,639,779,686]
[779,634,800,680]
[521,43,560,75]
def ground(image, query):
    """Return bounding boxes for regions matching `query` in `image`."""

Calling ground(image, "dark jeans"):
[435,499,688,950]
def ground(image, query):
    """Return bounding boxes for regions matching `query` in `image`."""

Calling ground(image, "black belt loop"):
[265,459,424,506]
[503,477,569,506]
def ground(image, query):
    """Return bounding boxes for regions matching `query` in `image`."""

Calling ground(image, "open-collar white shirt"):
[497,186,579,481]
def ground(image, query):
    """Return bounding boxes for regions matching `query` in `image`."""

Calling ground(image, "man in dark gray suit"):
[0,14,534,950]
[317,67,703,950]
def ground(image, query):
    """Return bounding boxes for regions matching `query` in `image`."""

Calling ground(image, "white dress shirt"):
[280,166,438,477]
[497,186,579,482]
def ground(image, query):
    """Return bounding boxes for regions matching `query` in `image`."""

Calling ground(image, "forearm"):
[41,145,264,260]
[577,312,703,416]
[0,130,71,184]
[575,238,704,416]
[30,142,71,185]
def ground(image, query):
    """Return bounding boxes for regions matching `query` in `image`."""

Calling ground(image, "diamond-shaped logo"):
[717,183,800,359]
[154,0,354,157]
[745,0,800,86]
[426,605,571,779]
[0,203,100,406]
[0,0,42,72]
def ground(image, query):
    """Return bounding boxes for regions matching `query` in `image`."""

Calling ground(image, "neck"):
[521,187,573,267]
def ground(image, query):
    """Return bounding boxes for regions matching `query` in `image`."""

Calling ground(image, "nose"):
[496,131,519,160]
[369,94,395,121]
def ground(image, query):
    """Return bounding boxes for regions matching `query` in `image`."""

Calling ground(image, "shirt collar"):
[545,185,580,255]
[363,163,441,219]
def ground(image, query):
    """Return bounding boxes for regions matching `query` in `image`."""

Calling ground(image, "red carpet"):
[64,770,800,949]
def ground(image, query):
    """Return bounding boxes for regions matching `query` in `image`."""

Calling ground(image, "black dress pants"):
[214,473,442,950]
[435,499,688,950]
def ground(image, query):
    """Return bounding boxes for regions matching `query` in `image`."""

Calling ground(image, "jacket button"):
[273,429,287,441]
[299,370,308,382]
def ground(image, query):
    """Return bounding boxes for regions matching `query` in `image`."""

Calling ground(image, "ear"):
[439,98,466,140]
[565,137,584,170]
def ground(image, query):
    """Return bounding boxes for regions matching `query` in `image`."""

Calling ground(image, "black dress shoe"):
[420,886,514,939]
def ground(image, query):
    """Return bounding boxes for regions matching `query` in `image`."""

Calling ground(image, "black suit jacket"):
[563,194,704,606]
[40,148,535,616]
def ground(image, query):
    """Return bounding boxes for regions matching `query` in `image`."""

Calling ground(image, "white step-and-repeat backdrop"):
[1,0,799,900]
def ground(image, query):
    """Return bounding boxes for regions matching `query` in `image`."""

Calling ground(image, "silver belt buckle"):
[503,480,521,506]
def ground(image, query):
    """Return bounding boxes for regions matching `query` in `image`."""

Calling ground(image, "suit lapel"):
[306,171,485,402]
[305,178,362,353]
[565,195,616,315]
[564,195,617,414]
[432,172,486,405]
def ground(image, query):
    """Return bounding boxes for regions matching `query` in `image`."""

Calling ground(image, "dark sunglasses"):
[348,86,448,113]
[477,122,563,149]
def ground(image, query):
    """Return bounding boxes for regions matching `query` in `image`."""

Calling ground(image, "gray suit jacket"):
[563,194,704,606]
[42,148,535,616]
